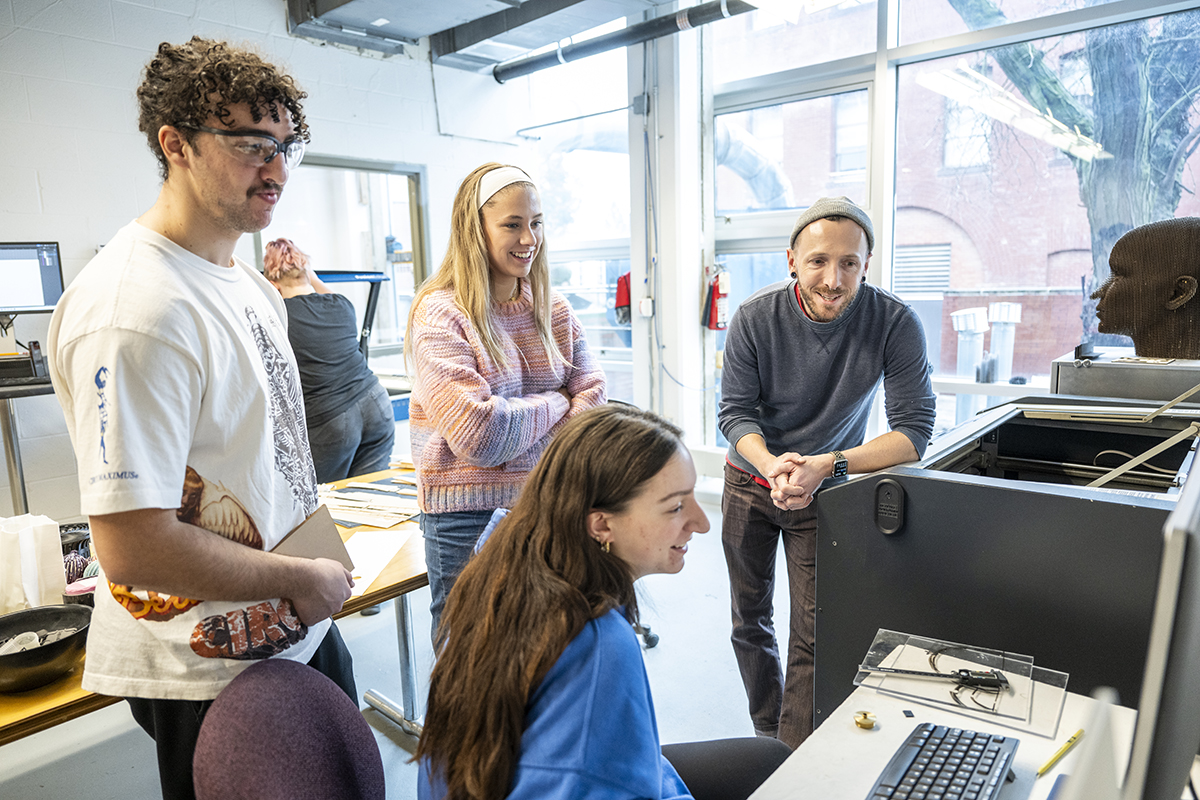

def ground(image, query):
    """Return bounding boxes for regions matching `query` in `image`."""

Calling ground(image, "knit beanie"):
[789,196,874,253]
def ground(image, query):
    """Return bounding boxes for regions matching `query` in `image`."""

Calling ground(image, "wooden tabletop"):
[331,468,427,615]
[0,467,426,747]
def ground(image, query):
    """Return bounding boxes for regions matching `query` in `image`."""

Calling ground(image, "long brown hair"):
[404,162,558,373]
[416,404,685,800]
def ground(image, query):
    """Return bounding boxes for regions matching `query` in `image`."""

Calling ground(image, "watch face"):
[832,452,848,478]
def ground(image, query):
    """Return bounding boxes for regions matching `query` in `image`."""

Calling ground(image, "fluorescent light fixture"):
[917,60,1112,162]
[370,18,390,27]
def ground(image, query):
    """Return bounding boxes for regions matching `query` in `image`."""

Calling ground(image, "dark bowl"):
[0,604,92,693]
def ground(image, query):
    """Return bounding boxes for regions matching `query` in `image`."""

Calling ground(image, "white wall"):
[0,0,540,520]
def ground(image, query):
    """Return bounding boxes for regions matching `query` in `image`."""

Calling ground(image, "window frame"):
[703,0,1200,446]
[251,154,431,362]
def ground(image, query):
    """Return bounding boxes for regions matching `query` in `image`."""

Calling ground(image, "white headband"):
[476,166,534,210]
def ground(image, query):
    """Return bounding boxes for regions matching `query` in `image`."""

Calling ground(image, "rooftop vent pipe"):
[493,0,757,83]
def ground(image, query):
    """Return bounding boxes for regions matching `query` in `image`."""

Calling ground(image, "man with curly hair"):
[48,38,358,799]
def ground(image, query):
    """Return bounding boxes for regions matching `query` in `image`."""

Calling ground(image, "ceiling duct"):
[284,0,758,74]
[491,0,756,82]
[285,0,414,55]
[431,0,605,71]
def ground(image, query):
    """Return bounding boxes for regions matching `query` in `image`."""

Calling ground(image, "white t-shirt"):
[48,221,330,700]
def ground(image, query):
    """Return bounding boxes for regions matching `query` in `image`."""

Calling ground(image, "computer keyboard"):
[0,374,52,387]
[865,722,1019,800]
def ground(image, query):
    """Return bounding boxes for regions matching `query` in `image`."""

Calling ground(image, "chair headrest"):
[193,658,385,800]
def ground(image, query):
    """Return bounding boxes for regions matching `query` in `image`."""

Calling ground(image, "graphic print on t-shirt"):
[244,306,318,515]
[108,465,308,659]
[189,598,307,660]
[94,367,109,465]
[109,466,261,622]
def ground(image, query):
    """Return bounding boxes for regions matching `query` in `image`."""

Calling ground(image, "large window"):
[899,0,1130,46]
[716,88,869,215]
[509,27,633,399]
[254,162,425,371]
[512,32,630,247]
[896,11,1200,387]
[550,255,634,403]
[711,0,1200,441]
[710,2,878,85]
[711,251,791,446]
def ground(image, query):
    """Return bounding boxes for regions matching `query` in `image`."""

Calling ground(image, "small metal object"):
[854,711,877,729]
[857,664,1010,690]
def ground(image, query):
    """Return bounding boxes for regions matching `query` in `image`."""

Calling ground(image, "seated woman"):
[417,404,791,800]
[263,238,395,483]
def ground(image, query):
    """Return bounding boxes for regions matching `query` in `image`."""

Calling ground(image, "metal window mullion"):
[886,0,1200,69]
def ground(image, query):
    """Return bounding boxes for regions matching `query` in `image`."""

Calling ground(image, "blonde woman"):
[405,163,606,638]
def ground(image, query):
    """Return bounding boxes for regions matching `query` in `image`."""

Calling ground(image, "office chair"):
[193,658,385,800]
[477,508,660,648]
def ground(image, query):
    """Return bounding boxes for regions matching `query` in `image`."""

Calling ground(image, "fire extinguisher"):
[702,270,730,330]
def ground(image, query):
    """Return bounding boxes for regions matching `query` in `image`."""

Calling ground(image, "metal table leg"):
[364,592,424,736]
[0,398,28,515]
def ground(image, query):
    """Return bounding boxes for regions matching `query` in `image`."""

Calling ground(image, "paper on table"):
[324,491,419,511]
[318,487,420,528]
[345,528,411,597]
[342,481,417,496]
[323,505,417,527]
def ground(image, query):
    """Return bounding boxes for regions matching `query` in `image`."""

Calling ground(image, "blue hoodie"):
[419,608,692,799]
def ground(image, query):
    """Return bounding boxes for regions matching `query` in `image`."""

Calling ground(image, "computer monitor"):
[1121,465,1200,800]
[0,242,65,315]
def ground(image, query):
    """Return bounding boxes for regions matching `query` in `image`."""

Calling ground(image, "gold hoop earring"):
[597,539,611,554]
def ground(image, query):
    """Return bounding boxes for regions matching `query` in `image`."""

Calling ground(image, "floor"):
[0,476,793,799]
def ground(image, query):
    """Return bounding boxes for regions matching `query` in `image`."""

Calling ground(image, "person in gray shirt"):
[264,237,394,484]
[718,196,936,748]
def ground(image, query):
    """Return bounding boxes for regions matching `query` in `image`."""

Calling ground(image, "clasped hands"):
[765,452,824,511]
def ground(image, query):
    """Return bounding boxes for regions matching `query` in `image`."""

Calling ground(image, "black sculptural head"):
[1093,217,1200,359]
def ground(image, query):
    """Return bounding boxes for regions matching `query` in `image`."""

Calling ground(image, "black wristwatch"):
[830,450,848,478]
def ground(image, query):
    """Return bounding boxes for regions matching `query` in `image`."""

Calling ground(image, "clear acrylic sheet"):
[854,629,1069,737]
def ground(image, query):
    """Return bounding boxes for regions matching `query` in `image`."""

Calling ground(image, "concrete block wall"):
[0,0,529,522]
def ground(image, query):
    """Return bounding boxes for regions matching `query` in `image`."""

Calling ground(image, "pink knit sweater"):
[409,282,607,513]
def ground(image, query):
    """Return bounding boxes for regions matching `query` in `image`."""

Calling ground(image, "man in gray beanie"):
[718,196,936,747]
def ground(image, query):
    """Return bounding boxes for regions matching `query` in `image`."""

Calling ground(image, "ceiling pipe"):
[492,0,757,83]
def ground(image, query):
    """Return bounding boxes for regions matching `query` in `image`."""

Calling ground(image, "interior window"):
[255,164,423,373]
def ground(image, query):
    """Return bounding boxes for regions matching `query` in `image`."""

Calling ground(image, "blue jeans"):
[307,383,395,483]
[721,462,818,749]
[421,509,495,644]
